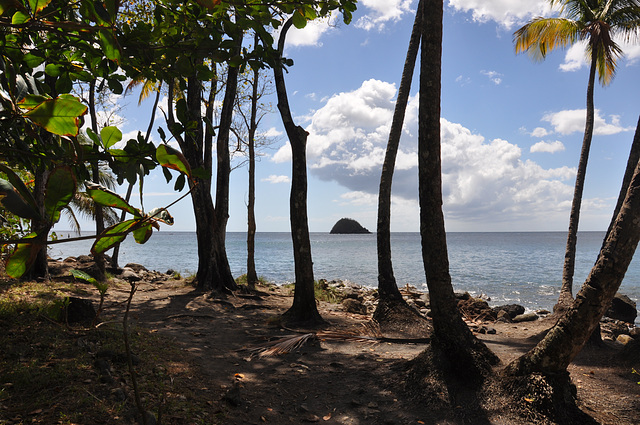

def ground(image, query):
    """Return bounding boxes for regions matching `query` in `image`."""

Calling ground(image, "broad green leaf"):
[5,233,41,279]
[0,163,39,214]
[44,166,76,224]
[100,126,122,150]
[70,269,98,285]
[292,10,307,29]
[0,179,40,220]
[156,144,191,178]
[85,127,100,145]
[23,53,45,68]
[11,10,29,24]
[132,222,153,244]
[91,219,137,255]
[85,183,142,218]
[98,28,121,62]
[45,63,63,77]
[28,0,50,14]
[23,95,88,136]
[18,94,48,110]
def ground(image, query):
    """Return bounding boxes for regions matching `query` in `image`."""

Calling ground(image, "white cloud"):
[259,127,283,138]
[531,127,551,137]
[481,70,503,85]
[557,36,640,73]
[542,109,633,136]
[286,14,338,47]
[273,78,582,227]
[262,175,291,184]
[355,0,414,31]
[447,0,552,29]
[530,140,565,153]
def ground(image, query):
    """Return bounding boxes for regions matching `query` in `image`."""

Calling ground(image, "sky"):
[62,0,640,234]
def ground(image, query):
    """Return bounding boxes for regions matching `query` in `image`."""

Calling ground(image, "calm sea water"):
[49,231,640,314]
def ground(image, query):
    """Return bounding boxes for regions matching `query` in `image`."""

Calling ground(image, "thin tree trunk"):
[377,0,423,301]
[26,167,50,281]
[274,18,322,325]
[418,0,497,377]
[247,45,260,288]
[557,53,598,312]
[89,79,105,281]
[505,125,640,375]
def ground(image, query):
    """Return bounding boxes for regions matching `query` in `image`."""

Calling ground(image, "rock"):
[329,218,371,234]
[630,327,640,339]
[121,268,141,282]
[605,293,637,323]
[124,263,148,273]
[513,312,538,323]
[342,298,367,315]
[496,310,511,322]
[457,297,496,321]
[492,304,525,319]
[617,334,634,345]
[66,297,96,324]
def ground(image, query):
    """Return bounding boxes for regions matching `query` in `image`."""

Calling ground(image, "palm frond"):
[514,17,580,60]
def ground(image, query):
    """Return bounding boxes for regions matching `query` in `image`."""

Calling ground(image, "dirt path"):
[103,279,640,425]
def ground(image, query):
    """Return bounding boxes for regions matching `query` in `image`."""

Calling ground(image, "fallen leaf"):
[323,413,332,420]
[235,373,245,380]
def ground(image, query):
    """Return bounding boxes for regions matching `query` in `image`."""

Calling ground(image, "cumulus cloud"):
[262,175,291,184]
[530,127,551,137]
[542,109,633,136]
[273,79,581,226]
[285,14,339,47]
[355,0,414,31]
[530,140,565,153]
[447,0,552,29]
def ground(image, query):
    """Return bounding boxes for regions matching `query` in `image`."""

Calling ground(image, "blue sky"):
[63,0,640,234]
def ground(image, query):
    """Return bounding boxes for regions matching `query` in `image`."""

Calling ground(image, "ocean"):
[48,231,640,315]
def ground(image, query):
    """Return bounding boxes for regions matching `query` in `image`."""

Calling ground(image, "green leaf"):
[100,126,122,150]
[55,75,72,94]
[22,95,88,136]
[23,53,45,68]
[91,219,137,255]
[0,163,39,215]
[70,269,98,285]
[85,183,142,218]
[0,179,40,220]
[156,144,191,178]
[18,94,48,110]
[132,222,153,244]
[5,233,41,279]
[98,28,121,62]
[292,9,307,29]
[86,128,100,145]
[28,0,51,14]
[44,63,63,77]
[44,166,76,224]
[11,10,29,24]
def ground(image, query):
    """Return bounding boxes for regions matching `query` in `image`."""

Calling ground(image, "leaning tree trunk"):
[89,79,106,281]
[417,0,498,379]
[274,18,322,325]
[376,0,423,302]
[557,53,598,313]
[374,0,429,331]
[505,120,640,377]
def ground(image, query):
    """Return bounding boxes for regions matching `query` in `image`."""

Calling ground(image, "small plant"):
[314,279,343,303]
[633,368,640,385]
[70,269,108,325]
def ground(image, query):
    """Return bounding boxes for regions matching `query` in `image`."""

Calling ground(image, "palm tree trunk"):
[274,18,322,325]
[418,0,498,377]
[557,53,598,312]
[505,120,640,375]
[377,0,423,301]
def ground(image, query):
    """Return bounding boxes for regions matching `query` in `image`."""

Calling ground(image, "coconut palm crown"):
[514,0,640,85]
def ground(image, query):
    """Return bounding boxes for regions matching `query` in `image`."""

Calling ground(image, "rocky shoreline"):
[50,255,640,345]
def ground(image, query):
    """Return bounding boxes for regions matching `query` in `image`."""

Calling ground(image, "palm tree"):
[513,0,640,312]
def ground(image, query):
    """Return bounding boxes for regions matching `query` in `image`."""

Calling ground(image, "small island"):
[330,218,371,234]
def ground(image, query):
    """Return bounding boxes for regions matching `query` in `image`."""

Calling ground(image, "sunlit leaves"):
[85,183,143,218]
[91,219,138,254]
[100,126,123,150]
[156,144,192,178]
[5,232,41,278]
[20,94,87,136]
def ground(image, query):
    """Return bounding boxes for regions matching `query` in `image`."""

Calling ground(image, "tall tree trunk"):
[557,53,598,312]
[417,0,497,377]
[376,0,423,302]
[167,75,236,293]
[246,50,260,288]
[89,79,106,281]
[273,18,322,325]
[505,120,640,376]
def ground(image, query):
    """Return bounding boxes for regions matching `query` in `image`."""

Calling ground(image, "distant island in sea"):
[330,218,371,234]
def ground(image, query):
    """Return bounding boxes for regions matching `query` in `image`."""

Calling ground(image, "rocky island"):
[330,218,371,234]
